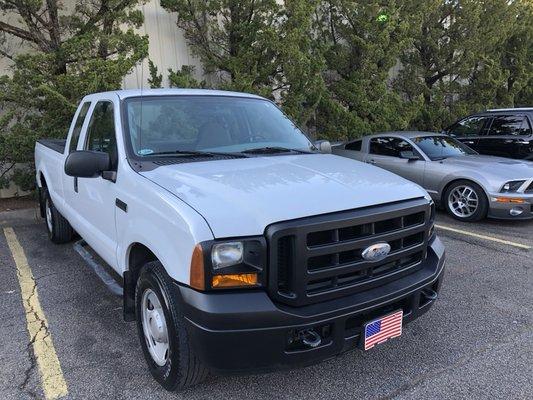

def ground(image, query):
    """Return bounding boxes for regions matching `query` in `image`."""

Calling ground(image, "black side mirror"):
[65,150,110,178]
[400,151,420,161]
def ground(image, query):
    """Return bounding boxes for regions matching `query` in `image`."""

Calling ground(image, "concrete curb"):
[0,207,40,226]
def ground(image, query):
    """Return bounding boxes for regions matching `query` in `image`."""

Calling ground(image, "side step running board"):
[73,240,123,297]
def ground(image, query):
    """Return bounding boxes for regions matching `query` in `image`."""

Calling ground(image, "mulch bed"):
[0,195,38,212]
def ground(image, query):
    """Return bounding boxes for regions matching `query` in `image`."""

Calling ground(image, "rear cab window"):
[68,102,91,153]
[369,137,414,157]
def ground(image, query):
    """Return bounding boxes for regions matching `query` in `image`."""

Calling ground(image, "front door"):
[71,99,120,269]
[446,115,491,152]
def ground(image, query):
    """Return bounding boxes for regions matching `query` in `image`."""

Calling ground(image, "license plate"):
[363,310,403,350]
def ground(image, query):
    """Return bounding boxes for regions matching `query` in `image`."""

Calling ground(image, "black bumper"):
[174,236,446,374]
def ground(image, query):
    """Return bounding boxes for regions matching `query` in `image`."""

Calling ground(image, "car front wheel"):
[444,180,488,222]
[135,261,208,391]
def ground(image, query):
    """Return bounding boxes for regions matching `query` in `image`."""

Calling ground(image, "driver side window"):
[369,137,414,158]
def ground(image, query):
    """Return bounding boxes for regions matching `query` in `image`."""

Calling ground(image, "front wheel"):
[444,180,488,222]
[135,261,208,391]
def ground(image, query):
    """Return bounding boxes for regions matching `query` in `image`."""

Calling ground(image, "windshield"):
[414,136,477,160]
[123,96,314,156]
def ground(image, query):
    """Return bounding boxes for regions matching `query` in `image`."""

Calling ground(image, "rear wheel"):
[444,180,488,222]
[135,261,208,391]
[42,188,74,243]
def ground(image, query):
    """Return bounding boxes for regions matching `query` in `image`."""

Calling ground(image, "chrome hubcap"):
[141,289,169,366]
[45,199,53,233]
[448,185,479,218]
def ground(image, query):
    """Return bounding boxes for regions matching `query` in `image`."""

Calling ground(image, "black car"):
[443,108,533,160]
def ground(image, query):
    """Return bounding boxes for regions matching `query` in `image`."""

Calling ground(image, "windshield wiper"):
[147,150,247,158]
[241,146,311,155]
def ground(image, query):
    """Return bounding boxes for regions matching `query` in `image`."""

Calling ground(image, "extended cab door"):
[70,99,120,268]
[365,137,425,187]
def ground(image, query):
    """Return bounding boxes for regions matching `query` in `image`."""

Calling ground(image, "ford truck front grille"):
[267,198,432,307]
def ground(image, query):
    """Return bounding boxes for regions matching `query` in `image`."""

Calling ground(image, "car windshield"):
[414,136,477,160]
[123,95,314,157]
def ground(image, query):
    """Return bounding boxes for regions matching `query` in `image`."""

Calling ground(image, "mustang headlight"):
[500,180,526,193]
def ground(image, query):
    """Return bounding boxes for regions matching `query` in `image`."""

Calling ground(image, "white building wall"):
[122,0,203,89]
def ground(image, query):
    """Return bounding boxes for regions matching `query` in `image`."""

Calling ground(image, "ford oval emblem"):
[361,242,391,262]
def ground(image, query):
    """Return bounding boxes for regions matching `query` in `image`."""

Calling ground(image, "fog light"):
[211,273,258,288]
[509,207,524,216]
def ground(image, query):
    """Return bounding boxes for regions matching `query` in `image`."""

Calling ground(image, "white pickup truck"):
[35,89,445,390]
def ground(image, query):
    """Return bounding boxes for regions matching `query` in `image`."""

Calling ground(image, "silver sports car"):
[333,132,533,221]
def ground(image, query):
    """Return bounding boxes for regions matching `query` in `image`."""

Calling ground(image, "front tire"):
[444,180,488,222]
[43,188,74,243]
[135,261,208,391]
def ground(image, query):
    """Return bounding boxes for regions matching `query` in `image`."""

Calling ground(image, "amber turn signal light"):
[212,273,258,288]
[494,197,525,204]
[190,244,205,290]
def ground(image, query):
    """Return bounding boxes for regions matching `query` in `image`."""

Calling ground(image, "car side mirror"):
[65,150,110,178]
[400,151,420,161]
[315,140,332,154]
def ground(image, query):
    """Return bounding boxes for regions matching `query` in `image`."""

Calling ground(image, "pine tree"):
[0,0,148,190]
[315,0,419,140]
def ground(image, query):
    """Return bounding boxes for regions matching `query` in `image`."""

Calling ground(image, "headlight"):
[190,237,266,291]
[501,180,525,193]
[212,242,243,269]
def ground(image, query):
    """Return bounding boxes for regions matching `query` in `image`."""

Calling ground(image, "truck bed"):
[37,139,67,154]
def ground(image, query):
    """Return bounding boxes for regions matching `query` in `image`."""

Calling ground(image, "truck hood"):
[442,155,533,180]
[140,154,428,237]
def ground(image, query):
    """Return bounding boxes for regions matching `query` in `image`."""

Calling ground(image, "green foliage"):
[168,66,205,88]
[0,0,148,189]
[315,0,421,140]
[394,0,533,131]
[148,60,163,88]
[160,0,325,127]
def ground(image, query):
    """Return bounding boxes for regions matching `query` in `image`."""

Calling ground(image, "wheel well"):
[123,243,158,321]
[39,172,47,188]
[440,178,488,205]
[38,173,48,218]
[128,243,158,283]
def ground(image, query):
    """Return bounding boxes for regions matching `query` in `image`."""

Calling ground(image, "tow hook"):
[300,329,322,348]
[422,288,438,301]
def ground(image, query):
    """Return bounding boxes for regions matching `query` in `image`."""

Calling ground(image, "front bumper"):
[488,193,533,220]
[174,236,446,374]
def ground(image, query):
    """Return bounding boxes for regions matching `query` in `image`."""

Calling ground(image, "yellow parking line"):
[3,227,68,400]
[435,224,532,250]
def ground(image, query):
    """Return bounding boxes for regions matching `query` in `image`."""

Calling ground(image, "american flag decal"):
[364,310,403,350]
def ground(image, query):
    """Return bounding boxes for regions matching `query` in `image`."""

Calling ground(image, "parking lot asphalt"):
[0,209,531,400]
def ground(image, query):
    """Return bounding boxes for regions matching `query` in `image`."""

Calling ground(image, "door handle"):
[367,159,376,164]
[504,139,514,144]
[464,141,474,144]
